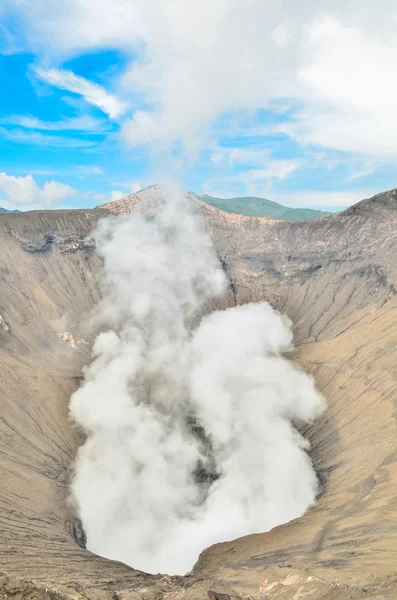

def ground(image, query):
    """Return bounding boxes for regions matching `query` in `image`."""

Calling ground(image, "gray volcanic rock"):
[1,188,397,599]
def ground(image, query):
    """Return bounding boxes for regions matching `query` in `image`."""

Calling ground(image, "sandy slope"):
[1,188,397,599]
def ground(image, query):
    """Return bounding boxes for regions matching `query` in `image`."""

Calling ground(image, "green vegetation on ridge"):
[197,194,332,220]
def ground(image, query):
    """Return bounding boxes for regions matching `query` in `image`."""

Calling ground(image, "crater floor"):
[1,188,397,599]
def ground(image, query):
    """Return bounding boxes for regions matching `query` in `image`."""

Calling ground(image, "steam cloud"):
[69,189,325,574]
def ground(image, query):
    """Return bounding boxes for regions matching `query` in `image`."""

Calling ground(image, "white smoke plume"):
[69,188,325,574]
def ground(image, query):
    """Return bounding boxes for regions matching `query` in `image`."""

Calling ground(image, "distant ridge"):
[0,207,21,214]
[196,193,332,220]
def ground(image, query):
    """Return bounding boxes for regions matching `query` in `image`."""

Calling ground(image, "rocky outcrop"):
[1,188,397,598]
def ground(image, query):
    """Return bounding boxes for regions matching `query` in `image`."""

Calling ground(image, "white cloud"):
[35,67,127,119]
[5,0,145,56]
[0,172,77,209]
[283,16,397,157]
[121,110,156,146]
[40,181,77,205]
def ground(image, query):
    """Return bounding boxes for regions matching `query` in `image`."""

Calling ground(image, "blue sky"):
[1,1,397,211]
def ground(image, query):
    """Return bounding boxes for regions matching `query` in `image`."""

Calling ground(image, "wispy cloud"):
[202,158,300,200]
[35,67,127,119]
[0,127,97,148]
[237,160,300,183]
[346,161,381,181]
[75,165,103,176]
[1,114,111,133]
[210,147,271,167]
[0,22,24,55]
[11,168,59,177]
